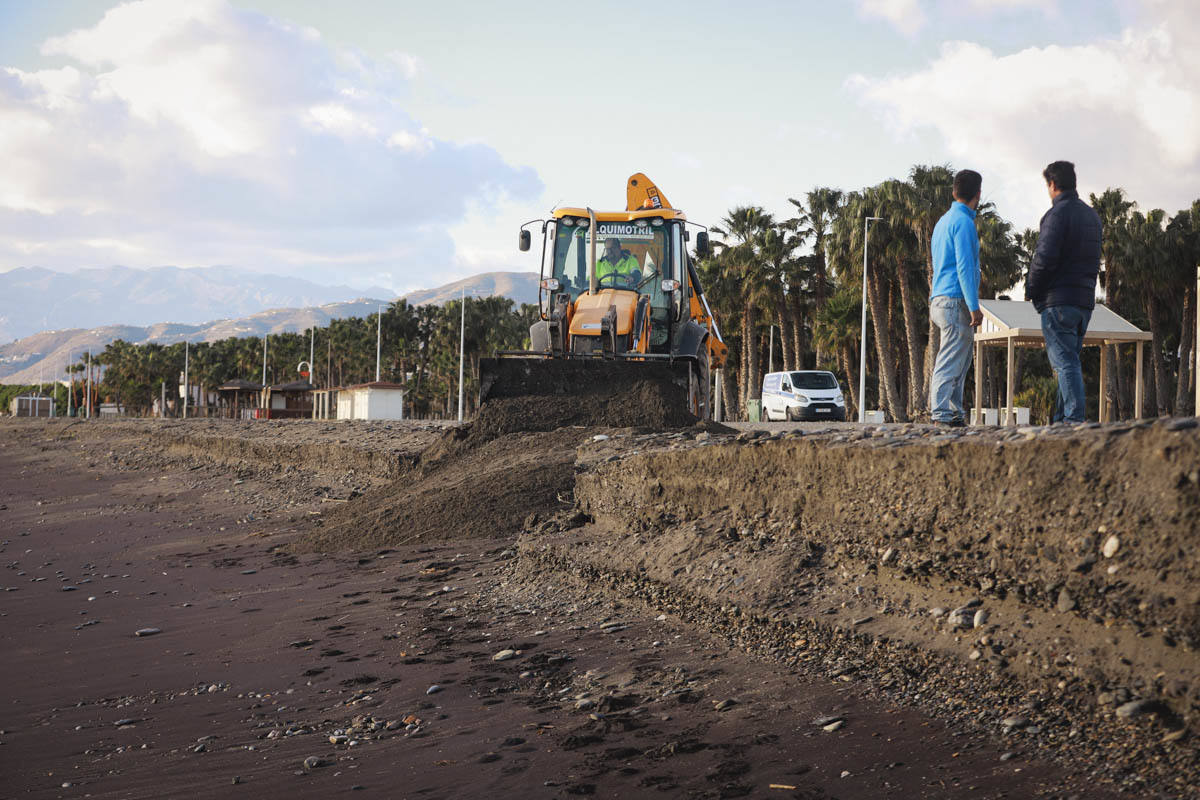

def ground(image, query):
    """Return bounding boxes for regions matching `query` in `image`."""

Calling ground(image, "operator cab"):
[548,213,679,349]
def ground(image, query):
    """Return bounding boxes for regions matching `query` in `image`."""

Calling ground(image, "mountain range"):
[0,268,538,385]
[0,265,394,344]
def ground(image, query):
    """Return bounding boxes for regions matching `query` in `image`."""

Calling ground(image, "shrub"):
[1015,376,1059,425]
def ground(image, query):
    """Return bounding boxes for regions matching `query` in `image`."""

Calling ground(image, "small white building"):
[317,381,408,421]
[9,393,54,417]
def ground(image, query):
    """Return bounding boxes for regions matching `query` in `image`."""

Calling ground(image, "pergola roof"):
[339,381,407,391]
[268,379,316,392]
[976,300,1150,346]
[216,379,262,391]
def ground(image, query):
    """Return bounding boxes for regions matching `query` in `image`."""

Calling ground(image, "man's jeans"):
[1041,304,1092,423]
[930,296,973,422]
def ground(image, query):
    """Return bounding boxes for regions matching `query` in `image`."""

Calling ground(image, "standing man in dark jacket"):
[1025,161,1102,423]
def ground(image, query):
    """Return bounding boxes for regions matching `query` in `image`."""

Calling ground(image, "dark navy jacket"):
[1025,190,1102,313]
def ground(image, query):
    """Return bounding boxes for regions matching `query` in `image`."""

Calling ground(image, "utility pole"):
[310,326,316,386]
[67,359,73,417]
[262,335,268,387]
[457,288,466,422]
[86,349,92,419]
[183,340,189,419]
[375,306,382,383]
[858,216,883,423]
[161,380,166,418]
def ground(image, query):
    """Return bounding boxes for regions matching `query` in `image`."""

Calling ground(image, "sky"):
[0,0,1197,296]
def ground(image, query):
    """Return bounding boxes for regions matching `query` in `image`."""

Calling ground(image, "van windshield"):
[790,372,838,390]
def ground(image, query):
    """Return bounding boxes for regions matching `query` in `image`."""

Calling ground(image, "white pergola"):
[974,300,1151,426]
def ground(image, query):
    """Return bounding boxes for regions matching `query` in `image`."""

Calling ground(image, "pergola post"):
[1135,341,1144,419]
[1005,336,1015,426]
[973,338,983,426]
[1098,344,1108,423]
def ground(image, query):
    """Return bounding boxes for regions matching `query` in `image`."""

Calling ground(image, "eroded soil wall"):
[521,422,1200,793]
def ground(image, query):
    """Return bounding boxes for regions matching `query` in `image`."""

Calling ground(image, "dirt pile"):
[302,427,583,551]
[301,363,702,551]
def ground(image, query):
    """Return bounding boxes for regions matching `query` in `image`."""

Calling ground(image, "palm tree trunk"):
[866,268,907,422]
[1146,302,1171,415]
[895,268,924,416]
[778,301,795,371]
[742,298,760,413]
[1103,345,1120,422]
[720,366,740,421]
[1174,285,1194,416]
[790,293,806,369]
[921,231,936,412]
[841,342,859,419]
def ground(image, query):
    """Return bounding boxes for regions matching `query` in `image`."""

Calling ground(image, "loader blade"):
[477,357,696,430]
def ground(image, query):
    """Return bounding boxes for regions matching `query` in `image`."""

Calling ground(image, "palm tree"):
[830,191,907,422]
[902,165,956,411]
[712,206,776,415]
[813,286,863,417]
[788,188,843,365]
[1120,209,1172,415]
[696,253,742,420]
[1167,202,1199,415]
[1090,188,1136,419]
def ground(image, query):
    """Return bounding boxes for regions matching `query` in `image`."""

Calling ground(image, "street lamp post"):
[375,305,382,383]
[457,288,466,422]
[183,340,189,419]
[858,216,883,423]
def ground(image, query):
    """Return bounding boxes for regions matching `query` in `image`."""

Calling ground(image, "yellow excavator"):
[479,174,727,419]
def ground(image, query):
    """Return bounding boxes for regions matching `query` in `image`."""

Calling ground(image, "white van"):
[761,370,847,421]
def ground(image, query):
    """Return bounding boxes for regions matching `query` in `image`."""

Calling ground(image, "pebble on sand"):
[1102,535,1120,558]
[426,685,443,695]
[492,649,516,661]
[135,627,162,637]
[1055,589,1076,613]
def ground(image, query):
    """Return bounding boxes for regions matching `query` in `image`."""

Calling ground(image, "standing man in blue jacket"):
[1025,161,1101,423]
[929,169,983,426]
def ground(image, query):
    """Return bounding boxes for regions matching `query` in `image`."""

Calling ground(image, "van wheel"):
[786,406,800,422]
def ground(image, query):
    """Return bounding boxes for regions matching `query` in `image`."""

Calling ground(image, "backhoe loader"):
[479,174,727,420]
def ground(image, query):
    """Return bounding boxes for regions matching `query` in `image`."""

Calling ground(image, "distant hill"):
[0,265,394,344]
[0,271,539,384]
[400,271,538,307]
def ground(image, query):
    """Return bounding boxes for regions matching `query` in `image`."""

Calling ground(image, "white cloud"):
[849,0,1200,228]
[856,0,926,36]
[964,0,1050,10]
[0,0,540,288]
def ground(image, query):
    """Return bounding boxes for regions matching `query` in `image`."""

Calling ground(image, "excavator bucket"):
[478,357,696,429]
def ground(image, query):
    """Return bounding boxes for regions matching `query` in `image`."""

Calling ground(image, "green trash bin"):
[746,399,761,423]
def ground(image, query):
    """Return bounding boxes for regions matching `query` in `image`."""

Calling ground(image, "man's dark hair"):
[953,169,982,202]
[1042,161,1076,191]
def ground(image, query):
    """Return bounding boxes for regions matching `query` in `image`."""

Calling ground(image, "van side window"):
[781,378,791,392]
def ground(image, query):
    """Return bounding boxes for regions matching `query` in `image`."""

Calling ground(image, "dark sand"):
[0,421,1109,799]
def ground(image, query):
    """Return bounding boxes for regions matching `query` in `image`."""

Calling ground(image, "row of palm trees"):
[85,297,537,417]
[698,166,1198,422]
